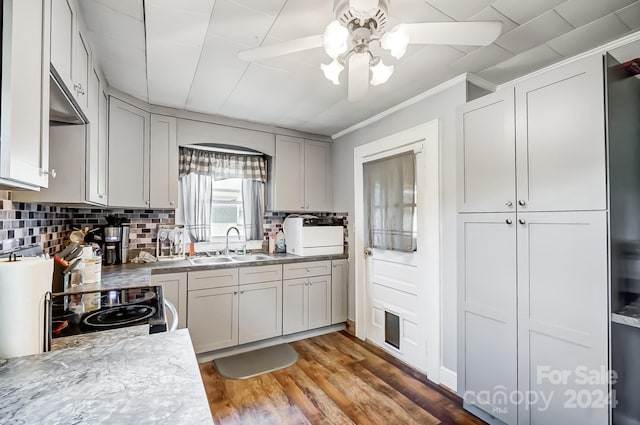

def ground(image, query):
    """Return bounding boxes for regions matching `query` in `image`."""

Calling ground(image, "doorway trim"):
[353,119,441,382]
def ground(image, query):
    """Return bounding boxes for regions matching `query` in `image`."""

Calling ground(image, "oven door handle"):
[164,299,179,332]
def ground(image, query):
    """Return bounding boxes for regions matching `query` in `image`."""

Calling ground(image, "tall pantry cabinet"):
[457,54,609,425]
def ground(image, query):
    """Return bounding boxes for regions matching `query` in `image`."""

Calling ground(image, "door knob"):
[518,200,526,206]
[518,219,526,225]
[505,219,513,225]
[364,248,373,257]
[505,201,513,207]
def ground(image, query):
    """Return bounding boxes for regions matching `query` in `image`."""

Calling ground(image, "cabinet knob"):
[300,206,305,210]
[145,200,150,205]
[240,290,244,294]
[233,291,238,295]
[98,194,105,199]
[74,83,85,95]
[505,201,513,207]
[518,200,526,206]
[505,219,513,225]
[41,169,56,178]
[306,205,309,210]
[518,219,526,225]
[169,201,175,206]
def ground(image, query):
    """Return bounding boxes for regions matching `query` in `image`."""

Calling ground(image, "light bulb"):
[321,59,344,85]
[323,20,349,59]
[381,24,410,59]
[370,59,394,86]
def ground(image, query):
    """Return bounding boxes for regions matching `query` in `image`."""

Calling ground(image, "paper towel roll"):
[0,257,53,359]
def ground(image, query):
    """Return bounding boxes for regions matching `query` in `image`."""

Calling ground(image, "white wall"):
[332,79,467,372]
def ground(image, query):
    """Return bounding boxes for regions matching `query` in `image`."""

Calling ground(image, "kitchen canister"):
[83,257,102,284]
[0,257,53,359]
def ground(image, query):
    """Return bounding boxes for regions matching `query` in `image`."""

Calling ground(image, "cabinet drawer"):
[239,264,282,285]
[188,268,238,291]
[283,261,331,279]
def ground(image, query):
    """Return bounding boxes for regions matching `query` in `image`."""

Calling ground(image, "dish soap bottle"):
[275,230,286,253]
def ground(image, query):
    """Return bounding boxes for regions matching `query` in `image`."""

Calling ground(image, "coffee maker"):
[103,226,121,265]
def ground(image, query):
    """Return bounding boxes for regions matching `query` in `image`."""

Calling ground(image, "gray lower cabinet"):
[458,211,608,425]
[238,265,283,344]
[188,285,238,353]
[150,273,187,330]
[283,261,332,335]
[331,259,348,324]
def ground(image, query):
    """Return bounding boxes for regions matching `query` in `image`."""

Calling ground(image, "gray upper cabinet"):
[457,89,516,213]
[150,115,178,209]
[86,66,108,205]
[458,213,518,425]
[71,22,90,112]
[515,55,606,212]
[108,97,150,208]
[457,55,606,214]
[50,0,74,91]
[516,211,608,425]
[0,0,51,189]
[272,135,332,212]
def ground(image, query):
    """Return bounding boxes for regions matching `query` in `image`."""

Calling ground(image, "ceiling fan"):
[238,0,502,102]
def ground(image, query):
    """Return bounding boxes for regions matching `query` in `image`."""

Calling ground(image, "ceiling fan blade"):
[238,34,324,62]
[348,53,369,102]
[403,21,503,46]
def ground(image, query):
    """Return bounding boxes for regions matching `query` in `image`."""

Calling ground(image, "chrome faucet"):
[225,227,241,255]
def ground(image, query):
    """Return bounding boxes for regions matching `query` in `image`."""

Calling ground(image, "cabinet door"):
[283,278,308,335]
[308,275,331,329]
[98,90,109,204]
[86,67,106,205]
[151,273,187,330]
[188,286,238,353]
[150,115,178,208]
[50,0,73,88]
[108,97,150,207]
[456,89,516,213]
[331,260,348,324]
[304,140,331,212]
[516,211,608,425]
[238,281,282,344]
[515,55,606,212]
[458,213,517,425]
[0,0,51,189]
[273,135,305,211]
[71,26,90,111]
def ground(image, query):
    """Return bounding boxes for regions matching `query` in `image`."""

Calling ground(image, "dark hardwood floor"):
[199,331,485,425]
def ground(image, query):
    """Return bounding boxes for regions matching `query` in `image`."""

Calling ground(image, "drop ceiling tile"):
[555,0,637,28]
[146,0,216,15]
[496,10,573,54]
[90,36,146,73]
[617,2,640,29]
[387,0,452,23]
[208,0,279,47]
[186,34,251,114]
[451,44,514,72]
[469,6,519,34]
[230,0,287,16]
[78,1,145,50]
[267,1,333,41]
[479,44,562,84]
[424,0,495,20]
[547,14,631,57]
[491,0,565,25]
[90,0,143,21]
[146,5,214,46]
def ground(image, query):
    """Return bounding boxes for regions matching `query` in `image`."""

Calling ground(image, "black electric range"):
[51,285,167,339]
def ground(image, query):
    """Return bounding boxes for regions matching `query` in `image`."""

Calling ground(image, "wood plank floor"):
[199,331,485,425]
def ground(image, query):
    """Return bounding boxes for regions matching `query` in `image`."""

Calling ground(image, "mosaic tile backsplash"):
[0,191,73,255]
[0,191,348,256]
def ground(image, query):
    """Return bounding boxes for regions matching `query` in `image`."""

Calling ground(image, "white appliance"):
[0,256,53,359]
[283,217,344,256]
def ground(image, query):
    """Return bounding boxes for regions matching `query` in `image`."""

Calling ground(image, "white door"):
[354,120,440,379]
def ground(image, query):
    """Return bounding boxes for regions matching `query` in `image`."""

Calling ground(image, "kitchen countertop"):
[67,251,348,293]
[0,329,213,425]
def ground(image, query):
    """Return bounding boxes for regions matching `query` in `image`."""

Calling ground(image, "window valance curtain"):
[179,147,267,182]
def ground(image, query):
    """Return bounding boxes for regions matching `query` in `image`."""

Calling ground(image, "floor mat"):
[213,344,299,380]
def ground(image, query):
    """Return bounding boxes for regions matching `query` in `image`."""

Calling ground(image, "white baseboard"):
[440,366,457,392]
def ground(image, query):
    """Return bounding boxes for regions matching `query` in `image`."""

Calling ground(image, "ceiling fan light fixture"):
[370,58,394,86]
[321,59,344,85]
[381,24,410,59]
[349,0,379,20]
[324,20,349,59]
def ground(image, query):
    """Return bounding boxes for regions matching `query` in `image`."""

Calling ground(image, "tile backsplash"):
[0,191,72,255]
[0,191,348,256]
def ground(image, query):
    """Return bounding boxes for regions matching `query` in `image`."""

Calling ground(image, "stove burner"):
[82,305,157,328]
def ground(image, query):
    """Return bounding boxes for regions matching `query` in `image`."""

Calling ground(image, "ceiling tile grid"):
[78,0,640,135]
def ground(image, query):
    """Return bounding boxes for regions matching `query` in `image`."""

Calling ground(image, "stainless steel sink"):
[229,254,273,262]
[189,256,235,265]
